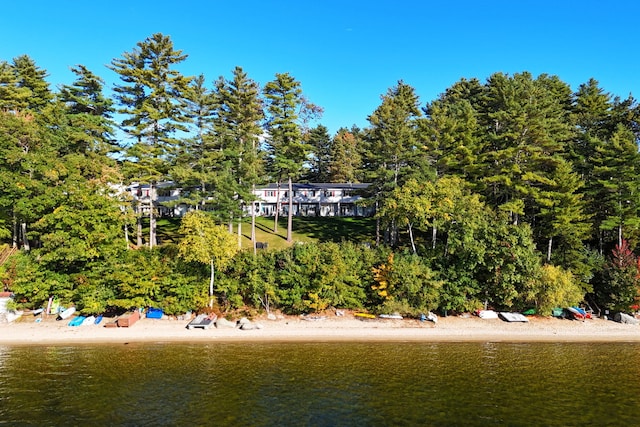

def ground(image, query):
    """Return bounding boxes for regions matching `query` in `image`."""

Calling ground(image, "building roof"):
[256,182,370,190]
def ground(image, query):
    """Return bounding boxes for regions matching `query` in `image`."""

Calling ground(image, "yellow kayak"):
[354,312,376,319]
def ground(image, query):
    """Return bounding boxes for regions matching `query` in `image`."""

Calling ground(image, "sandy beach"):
[1,312,640,345]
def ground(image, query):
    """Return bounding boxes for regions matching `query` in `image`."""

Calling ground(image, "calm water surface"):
[1,342,639,426]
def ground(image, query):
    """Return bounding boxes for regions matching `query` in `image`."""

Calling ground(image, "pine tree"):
[263,72,321,242]
[328,128,362,183]
[57,65,117,165]
[0,61,31,112]
[421,97,479,179]
[171,74,217,209]
[109,33,192,248]
[364,81,422,245]
[12,55,52,112]
[306,124,332,182]
[568,78,612,181]
[569,80,640,253]
[213,67,265,239]
[591,124,640,248]
[477,72,573,225]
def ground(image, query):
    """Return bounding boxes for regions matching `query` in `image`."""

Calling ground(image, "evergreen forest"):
[2,33,640,318]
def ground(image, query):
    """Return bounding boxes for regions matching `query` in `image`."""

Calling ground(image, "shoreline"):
[1,313,640,346]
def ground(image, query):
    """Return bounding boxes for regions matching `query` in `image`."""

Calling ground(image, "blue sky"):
[2,0,639,135]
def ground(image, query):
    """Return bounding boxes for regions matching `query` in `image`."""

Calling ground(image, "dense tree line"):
[2,33,640,317]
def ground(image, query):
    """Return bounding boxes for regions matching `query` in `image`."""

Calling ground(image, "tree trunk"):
[237,221,242,249]
[12,213,18,249]
[149,182,156,248]
[408,223,416,255]
[444,234,449,257]
[136,214,143,247]
[149,208,156,248]
[391,219,398,247]
[251,189,257,256]
[258,293,270,313]
[287,176,293,242]
[618,224,623,248]
[383,224,390,245]
[432,226,437,250]
[547,237,553,262]
[20,222,30,251]
[597,230,603,256]
[274,181,280,233]
[209,259,215,308]
[201,181,206,209]
[375,200,380,246]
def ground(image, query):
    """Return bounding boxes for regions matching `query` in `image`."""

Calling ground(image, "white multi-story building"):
[253,183,373,217]
[122,182,374,218]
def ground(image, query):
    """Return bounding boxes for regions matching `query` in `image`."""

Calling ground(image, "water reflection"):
[1,342,640,425]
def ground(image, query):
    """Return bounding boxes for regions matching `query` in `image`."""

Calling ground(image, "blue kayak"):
[68,316,86,327]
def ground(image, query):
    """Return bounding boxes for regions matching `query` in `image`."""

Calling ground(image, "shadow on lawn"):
[147,216,376,246]
[290,217,375,243]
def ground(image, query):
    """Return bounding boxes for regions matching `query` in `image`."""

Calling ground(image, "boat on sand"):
[498,312,529,322]
[57,306,76,320]
[567,307,590,320]
[379,313,403,320]
[187,313,217,330]
[354,313,376,320]
[68,316,86,327]
[476,310,499,319]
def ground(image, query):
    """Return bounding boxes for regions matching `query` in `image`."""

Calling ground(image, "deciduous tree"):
[178,210,237,307]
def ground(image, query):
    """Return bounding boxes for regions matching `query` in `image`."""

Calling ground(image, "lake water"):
[1,342,640,426]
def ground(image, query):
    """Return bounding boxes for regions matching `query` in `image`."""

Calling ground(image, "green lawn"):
[151,215,375,250]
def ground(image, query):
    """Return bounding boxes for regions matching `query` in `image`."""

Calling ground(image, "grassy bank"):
[151,216,375,250]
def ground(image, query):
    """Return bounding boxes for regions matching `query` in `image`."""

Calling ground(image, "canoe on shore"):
[354,313,376,320]
[477,310,499,319]
[68,316,86,327]
[379,314,403,320]
[498,312,529,322]
[567,307,590,320]
[57,307,76,320]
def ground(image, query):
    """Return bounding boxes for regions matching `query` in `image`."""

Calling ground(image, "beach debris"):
[420,312,438,323]
[0,293,21,323]
[302,314,327,321]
